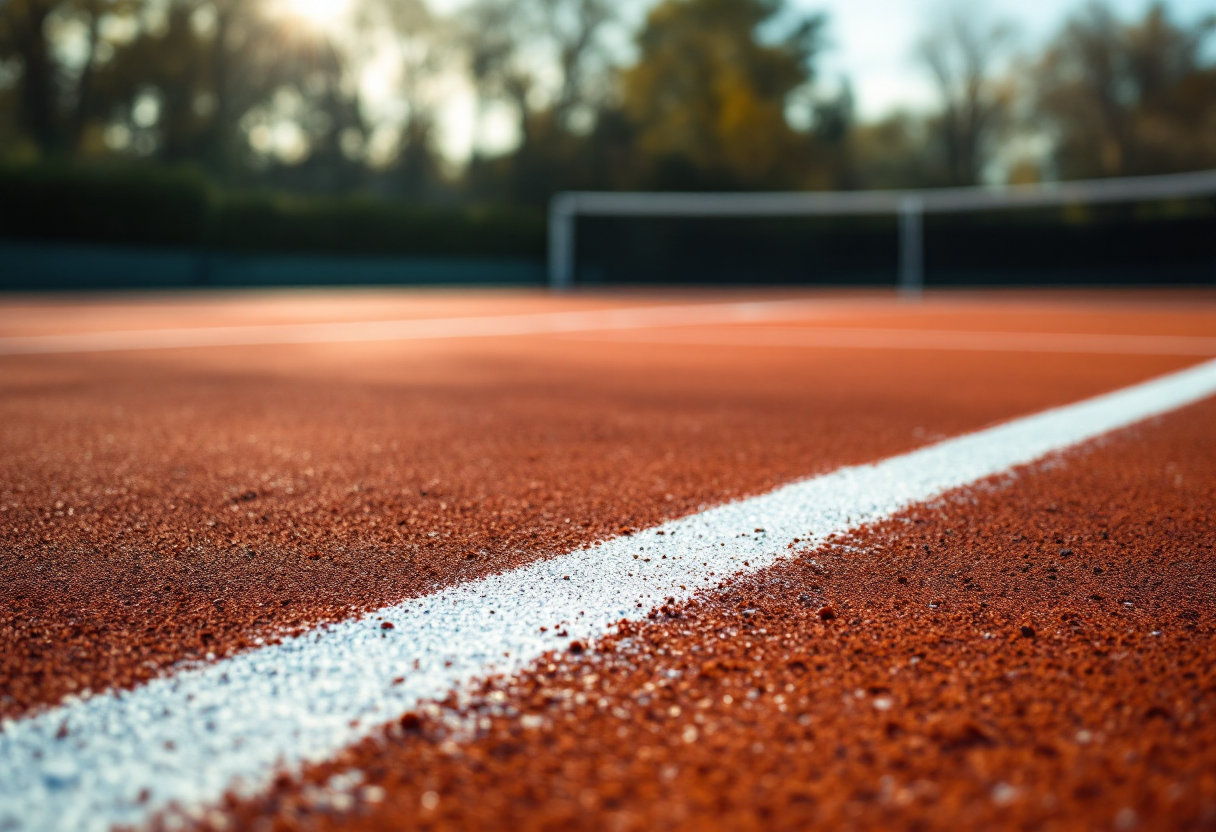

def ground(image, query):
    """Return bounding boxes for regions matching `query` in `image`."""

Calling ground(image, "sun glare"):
[283,0,348,28]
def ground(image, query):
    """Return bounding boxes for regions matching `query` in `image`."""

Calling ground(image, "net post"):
[548,193,576,291]
[899,195,924,299]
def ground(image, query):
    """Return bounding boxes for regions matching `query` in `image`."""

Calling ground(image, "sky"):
[806,0,1215,120]
[417,0,1215,160]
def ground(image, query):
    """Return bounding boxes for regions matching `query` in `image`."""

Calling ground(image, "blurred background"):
[1,0,1214,289]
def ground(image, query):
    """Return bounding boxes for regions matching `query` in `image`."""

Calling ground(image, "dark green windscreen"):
[573,199,1216,287]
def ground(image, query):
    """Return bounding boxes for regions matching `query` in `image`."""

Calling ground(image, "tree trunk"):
[14,1,60,153]
[67,3,103,153]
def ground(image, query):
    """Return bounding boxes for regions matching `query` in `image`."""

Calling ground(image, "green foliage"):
[211,193,546,258]
[1,0,1213,230]
[1035,3,1216,179]
[0,163,214,247]
[845,113,944,189]
[622,0,832,190]
[0,163,546,257]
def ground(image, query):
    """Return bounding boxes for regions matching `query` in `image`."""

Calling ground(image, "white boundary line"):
[3,359,1216,831]
[0,298,883,356]
[570,327,1216,356]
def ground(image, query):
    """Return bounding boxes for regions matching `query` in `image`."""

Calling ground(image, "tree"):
[0,0,62,152]
[457,0,620,203]
[915,4,1016,185]
[459,0,532,156]
[346,0,444,198]
[621,0,830,190]
[0,0,137,155]
[459,0,617,156]
[846,111,939,189]
[537,0,615,134]
[86,0,367,186]
[1034,2,1216,179]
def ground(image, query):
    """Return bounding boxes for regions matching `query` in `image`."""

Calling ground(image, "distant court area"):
[2,288,1216,831]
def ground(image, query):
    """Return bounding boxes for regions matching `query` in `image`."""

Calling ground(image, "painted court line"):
[573,327,1216,356]
[0,298,884,356]
[3,359,1216,832]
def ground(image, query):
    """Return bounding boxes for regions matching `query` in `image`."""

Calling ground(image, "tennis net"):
[549,169,1216,292]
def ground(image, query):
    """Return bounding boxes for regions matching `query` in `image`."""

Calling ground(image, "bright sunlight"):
[280,0,350,28]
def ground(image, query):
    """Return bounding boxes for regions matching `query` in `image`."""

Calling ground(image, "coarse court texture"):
[1,288,1215,832]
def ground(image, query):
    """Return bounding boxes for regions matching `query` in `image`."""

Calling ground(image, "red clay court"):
[2,288,1216,831]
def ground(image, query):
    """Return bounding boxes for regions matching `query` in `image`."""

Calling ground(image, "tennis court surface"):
[3,288,1216,831]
